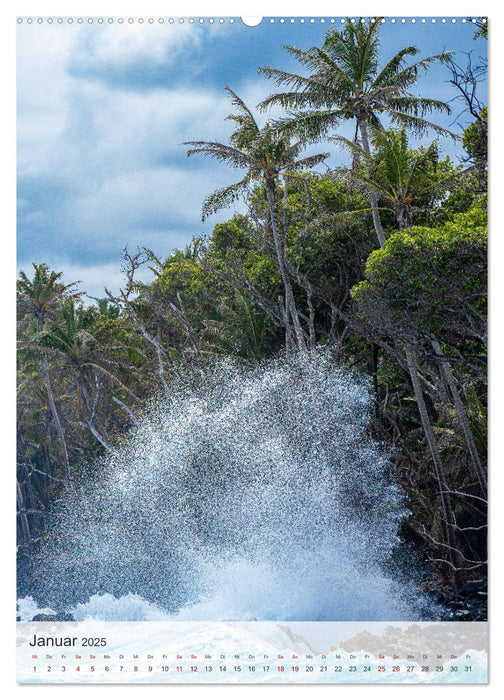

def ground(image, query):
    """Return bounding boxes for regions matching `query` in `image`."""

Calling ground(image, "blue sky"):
[17,17,487,297]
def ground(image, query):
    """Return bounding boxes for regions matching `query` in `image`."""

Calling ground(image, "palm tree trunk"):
[476,156,487,194]
[282,173,288,238]
[17,478,32,557]
[397,205,409,231]
[372,342,379,412]
[404,343,463,587]
[43,358,71,482]
[431,338,487,498]
[77,373,111,450]
[358,116,386,249]
[36,313,71,481]
[266,179,307,352]
[278,295,295,352]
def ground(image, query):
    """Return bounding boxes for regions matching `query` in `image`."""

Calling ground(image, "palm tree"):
[334,127,440,231]
[38,299,112,451]
[17,263,80,329]
[38,298,146,452]
[17,264,81,482]
[259,18,454,247]
[185,86,329,352]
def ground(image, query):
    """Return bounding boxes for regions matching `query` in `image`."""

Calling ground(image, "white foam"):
[25,351,434,621]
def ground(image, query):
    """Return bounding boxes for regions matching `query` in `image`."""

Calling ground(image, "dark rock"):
[32,612,75,622]
[437,581,487,621]
[55,612,75,621]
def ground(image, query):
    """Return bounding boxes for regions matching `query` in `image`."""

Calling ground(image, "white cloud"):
[59,163,236,237]
[16,21,230,177]
[17,259,152,302]
[17,21,339,280]
[73,21,197,67]
[17,34,266,255]
[17,25,77,176]
[67,83,235,168]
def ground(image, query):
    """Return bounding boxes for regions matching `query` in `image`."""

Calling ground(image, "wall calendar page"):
[16,10,488,686]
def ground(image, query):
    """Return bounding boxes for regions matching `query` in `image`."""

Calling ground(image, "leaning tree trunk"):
[43,358,71,483]
[17,478,32,558]
[358,115,386,249]
[431,338,487,499]
[372,342,380,413]
[278,295,295,352]
[76,371,111,451]
[37,313,71,482]
[266,178,307,353]
[404,343,463,587]
[475,156,487,194]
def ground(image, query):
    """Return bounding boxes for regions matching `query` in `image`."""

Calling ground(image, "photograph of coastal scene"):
[16,16,487,626]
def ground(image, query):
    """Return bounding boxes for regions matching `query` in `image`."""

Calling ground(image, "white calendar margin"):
[4,0,499,697]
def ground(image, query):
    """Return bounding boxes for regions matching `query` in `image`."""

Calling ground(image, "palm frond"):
[355,19,381,87]
[309,46,359,89]
[375,51,454,90]
[292,152,330,170]
[389,95,452,117]
[224,85,258,125]
[387,110,458,138]
[259,88,335,113]
[299,205,392,236]
[201,175,252,220]
[415,164,476,197]
[331,134,376,164]
[345,168,396,202]
[373,46,420,87]
[184,140,251,169]
[281,44,351,78]
[270,109,346,142]
[257,66,319,93]
[401,141,439,192]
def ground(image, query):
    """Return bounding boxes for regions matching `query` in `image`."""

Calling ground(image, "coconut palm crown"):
[258,18,454,143]
[333,127,440,230]
[184,85,329,221]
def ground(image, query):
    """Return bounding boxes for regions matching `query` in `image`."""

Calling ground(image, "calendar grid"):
[17,621,488,684]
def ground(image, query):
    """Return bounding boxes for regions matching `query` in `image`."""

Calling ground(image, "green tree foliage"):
[351,203,487,585]
[462,107,488,192]
[352,202,487,355]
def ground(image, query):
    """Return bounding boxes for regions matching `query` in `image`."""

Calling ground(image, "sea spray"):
[24,350,433,620]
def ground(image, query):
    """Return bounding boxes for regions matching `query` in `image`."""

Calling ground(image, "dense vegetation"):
[17,19,487,612]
